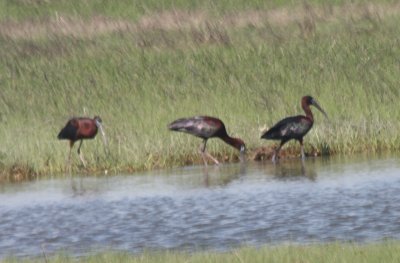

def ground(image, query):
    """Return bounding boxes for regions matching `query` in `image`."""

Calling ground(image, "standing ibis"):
[57,116,108,168]
[168,116,246,166]
[261,96,328,162]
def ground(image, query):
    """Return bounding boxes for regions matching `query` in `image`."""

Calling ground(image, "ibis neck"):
[221,135,242,151]
[302,104,314,122]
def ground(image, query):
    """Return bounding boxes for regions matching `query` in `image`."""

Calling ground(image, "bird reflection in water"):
[202,162,247,187]
[269,159,317,181]
[69,175,107,197]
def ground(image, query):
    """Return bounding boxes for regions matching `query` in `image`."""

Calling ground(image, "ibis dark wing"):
[57,119,79,140]
[261,115,312,140]
[168,116,222,139]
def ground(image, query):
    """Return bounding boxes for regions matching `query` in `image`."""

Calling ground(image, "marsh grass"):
[1,1,400,180]
[3,242,400,263]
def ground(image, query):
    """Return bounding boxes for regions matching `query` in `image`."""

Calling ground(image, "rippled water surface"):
[1,154,400,258]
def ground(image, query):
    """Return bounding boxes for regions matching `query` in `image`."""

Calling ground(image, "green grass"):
[1,0,400,180]
[3,242,400,263]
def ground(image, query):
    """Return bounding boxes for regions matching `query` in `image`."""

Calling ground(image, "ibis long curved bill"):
[311,99,329,120]
[95,118,109,155]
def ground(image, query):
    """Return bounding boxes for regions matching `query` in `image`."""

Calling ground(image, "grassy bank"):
[1,0,400,181]
[3,242,400,263]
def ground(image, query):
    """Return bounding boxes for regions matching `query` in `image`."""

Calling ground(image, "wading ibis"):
[57,116,108,168]
[168,116,246,166]
[261,96,328,162]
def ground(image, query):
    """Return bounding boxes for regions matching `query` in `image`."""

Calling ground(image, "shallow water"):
[1,154,400,258]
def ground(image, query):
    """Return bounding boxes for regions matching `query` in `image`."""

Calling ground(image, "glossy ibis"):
[168,116,246,166]
[261,96,328,162]
[57,116,108,168]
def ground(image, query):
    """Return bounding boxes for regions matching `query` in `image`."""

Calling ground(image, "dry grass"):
[0,163,39,183]
[0,15,133,39]
[1,2,399,41]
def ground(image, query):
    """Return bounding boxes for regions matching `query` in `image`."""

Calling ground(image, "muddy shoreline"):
[0,145,330,183]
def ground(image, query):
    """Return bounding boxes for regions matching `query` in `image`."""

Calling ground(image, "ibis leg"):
[205,151,220,166]
[272,140,287,163]
[68,144,72,167]
[79,152,87,168]
[271,147,279,163]
[199,139,208,166]
[199,139,220,166]
[299,138,305,160]
[77,140,83,155]
[65,141,74,173]
[77,140,87,168]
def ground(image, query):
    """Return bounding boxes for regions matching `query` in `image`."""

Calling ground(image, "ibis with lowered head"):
[168,116,246,166]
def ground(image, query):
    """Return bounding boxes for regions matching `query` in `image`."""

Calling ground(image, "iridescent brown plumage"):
[168,116,246,166]
[261,96,327,162]
[58,116,107,168]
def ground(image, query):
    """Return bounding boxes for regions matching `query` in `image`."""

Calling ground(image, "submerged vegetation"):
[3,242,400,263]
[1,0,400,181]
